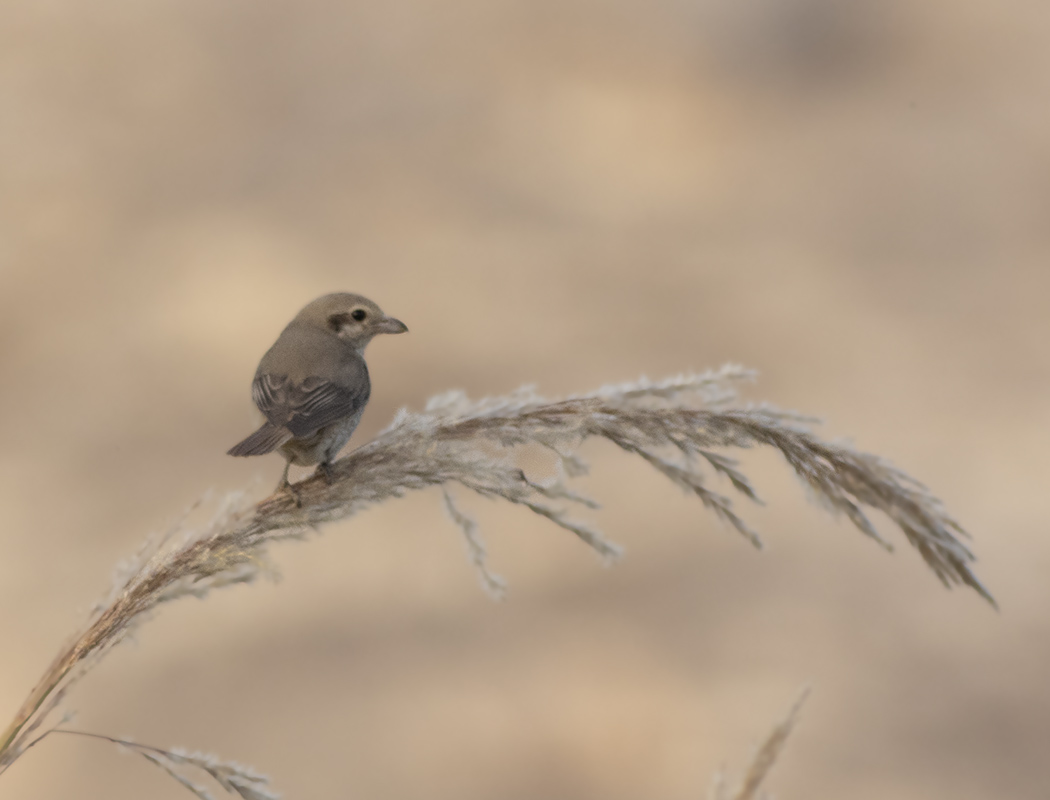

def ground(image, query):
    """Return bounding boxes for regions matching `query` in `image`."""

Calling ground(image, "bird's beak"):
[377,316,408,335]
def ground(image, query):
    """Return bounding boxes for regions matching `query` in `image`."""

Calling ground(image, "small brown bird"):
[227,293,407,491]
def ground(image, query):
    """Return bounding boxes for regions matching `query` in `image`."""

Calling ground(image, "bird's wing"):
[252,372,369,439]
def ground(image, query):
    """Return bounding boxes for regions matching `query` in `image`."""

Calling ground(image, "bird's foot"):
[315,461,335,485]
[276,476,303,508]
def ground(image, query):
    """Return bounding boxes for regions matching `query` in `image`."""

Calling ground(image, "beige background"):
[1,1,1048,798]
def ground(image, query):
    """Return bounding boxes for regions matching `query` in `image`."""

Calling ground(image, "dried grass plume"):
[0,366,994,792]
[709,686,811,800]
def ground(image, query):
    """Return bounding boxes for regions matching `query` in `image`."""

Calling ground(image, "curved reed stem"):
[0,366,993,776]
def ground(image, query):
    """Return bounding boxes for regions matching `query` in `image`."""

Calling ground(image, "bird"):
[227,292,408,494]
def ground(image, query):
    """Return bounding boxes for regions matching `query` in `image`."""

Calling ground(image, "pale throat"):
[335,326,373,355]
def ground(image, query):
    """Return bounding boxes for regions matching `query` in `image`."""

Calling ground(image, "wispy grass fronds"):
[443,488,508,599]
[23,730,278,800]
[0,365,992,774]
[709,686,811,800]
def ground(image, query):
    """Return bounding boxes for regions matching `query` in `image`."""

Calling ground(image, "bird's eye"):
[350,308,368,321]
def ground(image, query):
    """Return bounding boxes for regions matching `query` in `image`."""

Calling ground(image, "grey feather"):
[251,371,369,439]
[227,422,294,457]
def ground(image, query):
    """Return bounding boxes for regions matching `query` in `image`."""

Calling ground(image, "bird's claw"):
[276,476,303,508]
[316,461,335,485]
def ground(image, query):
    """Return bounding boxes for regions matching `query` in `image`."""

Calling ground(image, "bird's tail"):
[227,422,294,457]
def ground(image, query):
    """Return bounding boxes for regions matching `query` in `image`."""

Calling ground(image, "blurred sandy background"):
[1,1,1048,798]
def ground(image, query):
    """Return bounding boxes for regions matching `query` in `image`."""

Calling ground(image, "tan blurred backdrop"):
[1,1,1048,798]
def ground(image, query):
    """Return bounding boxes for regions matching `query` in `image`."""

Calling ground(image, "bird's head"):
[297,292,408,352]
